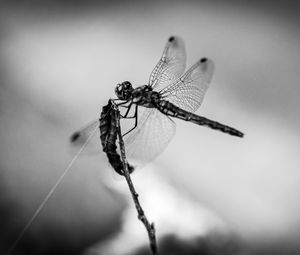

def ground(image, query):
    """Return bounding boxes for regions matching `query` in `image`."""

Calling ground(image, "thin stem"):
[113,102,158,255]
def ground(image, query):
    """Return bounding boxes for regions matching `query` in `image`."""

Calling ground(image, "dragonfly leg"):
[122,104,138,137]
[114,99,128,104]
[123,102,133,118]
[115,99,131,111]
[118,102,133,118]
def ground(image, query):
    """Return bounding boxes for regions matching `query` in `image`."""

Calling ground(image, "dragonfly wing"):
[69,120,101,154]
[159,58,214,112]
[69,107,176,166]
[123,107,176,167]
[149,36,186,92]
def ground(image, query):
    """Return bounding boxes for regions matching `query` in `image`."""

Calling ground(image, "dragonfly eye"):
[115,81,133,100]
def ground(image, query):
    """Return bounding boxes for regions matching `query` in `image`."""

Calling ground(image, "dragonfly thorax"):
[131,85,160,107]
[115,81,134,100]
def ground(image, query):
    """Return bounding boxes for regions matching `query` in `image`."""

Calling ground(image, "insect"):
[71,36,244,171]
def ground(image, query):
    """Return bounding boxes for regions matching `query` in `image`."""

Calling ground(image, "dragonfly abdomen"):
[157,100,244,138]
[190,116,244,137]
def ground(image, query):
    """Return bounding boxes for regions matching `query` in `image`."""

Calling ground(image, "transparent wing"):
[69,108,176,168]
[69,120,101,154]
[159,58,214,112]
[123,107,176,167]
[149,36,186,92]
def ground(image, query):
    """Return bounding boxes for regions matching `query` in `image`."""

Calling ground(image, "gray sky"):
[1,1,300,254]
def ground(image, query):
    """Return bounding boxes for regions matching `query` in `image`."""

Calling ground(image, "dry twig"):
[112,101,158,255]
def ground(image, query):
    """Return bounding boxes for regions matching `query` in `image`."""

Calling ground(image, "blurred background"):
[1,0,300,254]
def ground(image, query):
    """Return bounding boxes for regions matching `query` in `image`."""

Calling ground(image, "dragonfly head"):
[115,81,133,100]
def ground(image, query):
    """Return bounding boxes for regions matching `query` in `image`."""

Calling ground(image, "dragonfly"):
[71,36,244,171]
